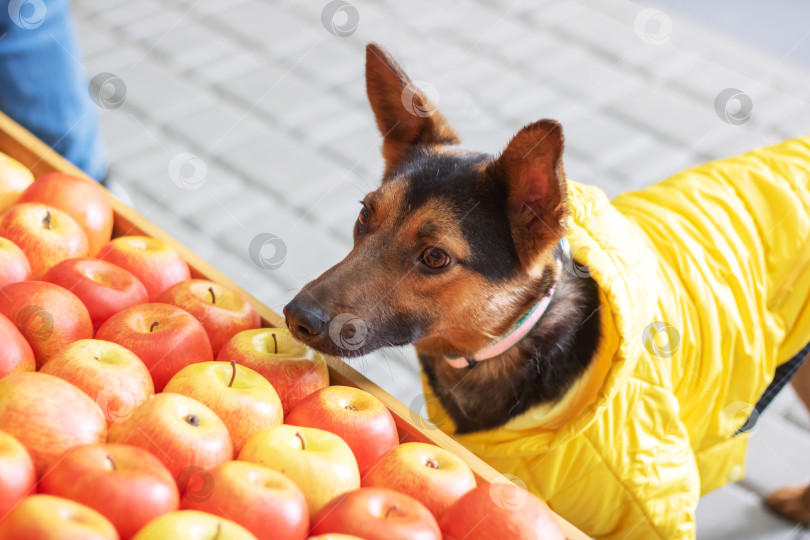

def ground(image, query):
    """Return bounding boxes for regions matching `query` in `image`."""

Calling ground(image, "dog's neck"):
[417,262,602,434]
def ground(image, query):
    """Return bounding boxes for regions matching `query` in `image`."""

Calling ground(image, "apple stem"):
[185,414,200,427]
[208,286,216,304]
[295,431,306,451]
[94,356,100,362]
[228,359,236,388]
[272,333,278,354]
[344,404,357,411]
[385,504,399,519]
[426,457,439,469]
[212,523,221,540]
[106,454,117,471]
[42,210,52,230]
[150,321,159,332]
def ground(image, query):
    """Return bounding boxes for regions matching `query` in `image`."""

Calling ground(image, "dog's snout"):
[284,297,330,340]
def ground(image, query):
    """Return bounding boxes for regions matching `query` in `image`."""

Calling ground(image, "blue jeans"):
[0,0,107,181]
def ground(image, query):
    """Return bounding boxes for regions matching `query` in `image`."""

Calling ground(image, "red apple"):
[133,510,256,540]
[0,151,34,213]
[97,236,190,301]
[0,372,106,476]
[43,257,149,332]
[287,386,398,477]
[217,328,329,415]
[361,442,475,518]
[0,494,118,539]
[239,424,359,519]
[164,361,283,456]
[0,237,31,287]
[0,313,34,378]
[96,303,213,392]
[18,172,113,256]
[0,280,93,368]
[107,393,232,483]
[311,488,440,540]
[39,443,179,539]
[438,483,565,540]
[181,460,308,540]
[159,279,261,355]
[0,203,88,278]
[40,339,154,424]
[308,535,364,539]
[0,431,36,518]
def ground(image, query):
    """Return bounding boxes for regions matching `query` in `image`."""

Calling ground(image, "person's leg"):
[0,0,107,181]
[765,354,810,524]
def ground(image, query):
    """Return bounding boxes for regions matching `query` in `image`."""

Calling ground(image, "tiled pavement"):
[71,0,810,537]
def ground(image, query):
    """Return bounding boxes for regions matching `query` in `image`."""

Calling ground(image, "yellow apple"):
[238,424,359,519]
[164,361,283,456]
[133,510,257,540]
[0,152,33,213]
[0,494,117,539]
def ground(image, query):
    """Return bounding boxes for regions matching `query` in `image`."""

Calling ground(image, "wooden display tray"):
[0,110,588,539]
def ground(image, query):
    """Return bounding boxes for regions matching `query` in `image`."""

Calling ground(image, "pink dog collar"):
[444,239,568,369]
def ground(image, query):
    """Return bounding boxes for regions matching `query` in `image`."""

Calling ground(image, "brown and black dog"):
[284,43,810,532]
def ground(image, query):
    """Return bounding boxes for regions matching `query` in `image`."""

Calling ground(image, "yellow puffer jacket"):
[422,137,810,539]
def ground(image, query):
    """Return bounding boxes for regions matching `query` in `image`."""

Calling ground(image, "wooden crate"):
[0,110,589,540]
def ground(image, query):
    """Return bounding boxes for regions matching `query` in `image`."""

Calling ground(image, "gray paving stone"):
[93,0,164,29]
[741,412,810,497]
[151,19,237,71]
[167,101,267,155]
[192,49,265,86]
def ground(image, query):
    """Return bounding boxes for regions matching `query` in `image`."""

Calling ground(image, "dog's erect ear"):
[366,43,459,176]
[494,119,568,270]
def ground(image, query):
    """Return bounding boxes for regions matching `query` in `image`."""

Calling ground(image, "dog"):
[284,43,810,538]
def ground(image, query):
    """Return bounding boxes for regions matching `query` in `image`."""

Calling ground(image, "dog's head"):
[284,43,568,358]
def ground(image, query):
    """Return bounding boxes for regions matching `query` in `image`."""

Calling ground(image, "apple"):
[0,151,34,213]
[18,172,113,256]
[43,257,149,332]
[133,510,257,540]
[0,203,88,279]
[217,328,329,415]
[159,279,261,355]
[0,280,93,368]
[0,313,35,378]
[0,494,118,539]
[39,443,179,539]
[438,484,565,540]
[164,361,282,456]
[97,236,191,301]
[361,442,476,518]
[0,237,31,287]
[238,424,360,519]
[0,372,106,476]
[180,460,308,540]
[96,303,213,392]
[0,431,36,518]
[311,488,440,540]
[107,392,232,483]
[40,339,154,424]
[287,386,398,477]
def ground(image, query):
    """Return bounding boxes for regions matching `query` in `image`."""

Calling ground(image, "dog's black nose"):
[284,297,330,340]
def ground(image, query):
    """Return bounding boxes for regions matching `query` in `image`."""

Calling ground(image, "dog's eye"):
[358,206,369,226]
[421,247,450,269]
